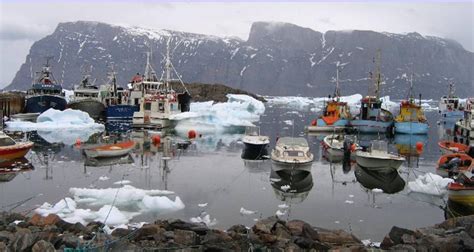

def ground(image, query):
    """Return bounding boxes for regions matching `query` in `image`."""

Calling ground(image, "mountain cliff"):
[6,21,473,98]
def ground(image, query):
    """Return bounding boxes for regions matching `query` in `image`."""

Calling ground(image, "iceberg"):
[407,173,453,196]
[6,108,104,145]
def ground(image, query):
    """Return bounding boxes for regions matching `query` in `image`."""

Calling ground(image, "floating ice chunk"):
[344,200,354,204]
[70,185,175,207]
[372,188,383,193]
[113,180,131,185]
[276,209,286,217]
[141,195,185,213]
[408,173,453,196]
[265,96,315,109]
[280,185,290,191]
[99,176,110,181]
[94,205,131,226]
[240,207,257,215]
[190,213,217,227]
[278,204,289,209]
[349,194,355,198]
[198,203,208,208]
[362,239,381,247]
[283,120,293,126]
[35,197,77,216]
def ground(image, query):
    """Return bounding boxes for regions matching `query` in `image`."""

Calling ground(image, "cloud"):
[0,23,51,41]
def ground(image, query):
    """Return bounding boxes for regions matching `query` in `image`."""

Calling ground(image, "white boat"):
[322,134,357,161]
[68,72,105,120]
[439,82,464,119]
[241,126,270,160]
[84,140,136,158]
[355,141,405,172]
[454,98,474,146]
[271,137,313,172]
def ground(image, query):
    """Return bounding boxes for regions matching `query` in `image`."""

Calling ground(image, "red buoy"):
[416,142,424,153]
[75,138,81,146]
[152,135,161,145]
[311,119,317,126]
[188,130,197,139]
[350,143,357,152]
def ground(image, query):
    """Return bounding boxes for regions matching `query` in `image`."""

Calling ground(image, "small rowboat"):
[438,141,470,155]
[0,132,34,162]
[436,153,473,177]
[84,140,136,158]
[448,173,474,207]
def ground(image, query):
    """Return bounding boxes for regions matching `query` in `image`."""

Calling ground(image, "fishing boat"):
[307,66,352,133]
[24,57,67,114]
[448,172,474,207]
[355,140,405,171]
[103,68,139,121]
[439,82,464,119]
[83,140,136,158]
[394,77,428,134]
[321,134,357,161]
[241,126,270,160]
[438,141,470,155]
[68,72,105,120]
[132,42,191,129]
[454,98,474,146]
[351,52,393,133]
[354,165,405,194]
[436,153,472,177]
[271,137,313,172]
[0,132,34,162]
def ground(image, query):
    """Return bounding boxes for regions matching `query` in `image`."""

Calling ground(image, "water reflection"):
[0,158,34,183]
[270,168,313,204]
[243,159,271,173]
[354,165,406,194]
[445,199,474,219]
[394,134,428,167]
[84,154,134,167]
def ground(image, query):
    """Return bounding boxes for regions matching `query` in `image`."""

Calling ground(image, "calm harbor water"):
[0,101,462,242]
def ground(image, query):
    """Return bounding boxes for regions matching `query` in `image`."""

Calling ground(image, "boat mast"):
[334,64,340,100]
[408,73,414,102]
[165,38,172,92]
[374,49,381,100]
[448,81,455,98]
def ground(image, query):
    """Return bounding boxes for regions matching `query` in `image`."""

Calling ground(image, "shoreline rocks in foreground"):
[1,212,474,251]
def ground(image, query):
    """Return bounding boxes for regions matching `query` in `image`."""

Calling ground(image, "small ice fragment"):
[372,188,383,193]
[278,204,289,209]
[198,203,208,208]
[240,207,257,215]
[280,185,290,191]
[344,200,354,204]
[98,176,109,181]
[334,221,340,224]
[349,194,354,198]
[276,209,286,217]
[113,180,131,185]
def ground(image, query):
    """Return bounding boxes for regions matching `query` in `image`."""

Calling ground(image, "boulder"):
[173,229,197,246]
[32,240,55,252]
[272,223,291,241]
[253,216,280,234]
[29,214,62,227]
[9,228,35,251]
[0,231,13,243]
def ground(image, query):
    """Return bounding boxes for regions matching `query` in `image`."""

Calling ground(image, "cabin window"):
[134,98,139,105]
[0,137,16,146]
[159,103,164,112]
[145,103,151,111]
[285,151,304,157]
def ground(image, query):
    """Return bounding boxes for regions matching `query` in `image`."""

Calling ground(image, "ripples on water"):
[0,100,469,241]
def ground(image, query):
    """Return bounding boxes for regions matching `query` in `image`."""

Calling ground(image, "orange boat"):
[437,153,473,177]
[0,132,34,162]
[448,173,474,207]
[438,141,470,155]
[84,140,136,158]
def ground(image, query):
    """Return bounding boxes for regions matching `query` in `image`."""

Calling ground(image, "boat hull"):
[441,110,464,119]
[307,119,349,133]
[25,95,67,114]
[271,159,313,173]
[355,152,404,172]
[394,122,429,134]
[68,100,105,120]
[106,105,139,120]
[241,142,269,160]
[448,188,474,207]
[351,120,392,133]
[0,142,34,162]
[84,141,135,158]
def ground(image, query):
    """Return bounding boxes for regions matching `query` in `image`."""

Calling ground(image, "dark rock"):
[58,233,81,249]
[16,222,29,228]
[201,230,232,245]
[168,219,208,235]
[9,228,35,251]
[1,212,26,225]
[227,224,247,234]
[272,223,291,241]
[380,236,394,249]
[32,240,55,252]
[35,231,61,246]
[134,224,163,241]
[67,222,87,234]
[253,216,280,234]
[0,231,13,243]
[111,228,131,238]
[86,221,104,233]
[316,229,361,246]
[387,226,416,244]
[259,233,277,244]
[286,220,307,236]
[174,229,197,245]
[163,231,174,240]
[401,233,416,244]
[301,224,319,241]
[27,225,41,234]
[293,236,314,249]
[0,242,7,251]
[389,244,417,251]
[0,225,5,232]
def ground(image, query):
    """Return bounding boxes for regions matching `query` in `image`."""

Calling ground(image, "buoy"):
[311,119,317,126]
[75,138,81,146]
[416,142,424,153]
[350,143,357,152]
[152,135,161,145]
[188,130,196,139]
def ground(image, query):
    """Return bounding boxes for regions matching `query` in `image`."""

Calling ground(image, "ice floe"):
[190,212,217,227]
[407,173,453,196]
[6,109,104,145]
[198,203,208,208]
[240,207,257,215]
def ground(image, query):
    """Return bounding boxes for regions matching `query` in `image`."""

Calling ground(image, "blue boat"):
[99,70,139,121]
[394,80,429,134]
[439,82,464,120]
[351,118,393,133]
[106,104,139,120]
[394,122,429,134]
[25,58,66,114]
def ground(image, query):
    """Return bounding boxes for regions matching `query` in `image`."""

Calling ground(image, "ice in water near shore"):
[5,108,104,145]
[407,173,453,196]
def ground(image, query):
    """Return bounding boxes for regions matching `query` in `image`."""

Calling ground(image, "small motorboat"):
[241,126,270,160]
[436,153,473,177]
[0,132,34,162]
[438,141,470,155]
[271,137,313,172]
[448,172,474,207]
[321,134,357,161]
[0,158,34,182]
[355,140,405,172]
[84,140,136,158]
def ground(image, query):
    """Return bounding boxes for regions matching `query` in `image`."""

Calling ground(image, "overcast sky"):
[0,1,472,87]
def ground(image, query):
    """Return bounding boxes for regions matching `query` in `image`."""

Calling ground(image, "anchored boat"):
[0,132,34,162]
[241,126,270,160]
[355,140,405,172]
[68,72,105,120]
[84,140,136,158]
[271,137,313,172]
[25,57,67,114]
[448,172,474,207]
[307,66,352,133]
[102,69,139,121]
[438,141,470,155]
[436,153,473,177]
[394,77,428,134]
[439,82,464,119]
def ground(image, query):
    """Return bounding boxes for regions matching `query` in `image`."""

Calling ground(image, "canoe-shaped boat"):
[0,132,34,162]
[84,140,136,158]
[355,141,405,172]
[438,141,470,155]
[436,153,473,177]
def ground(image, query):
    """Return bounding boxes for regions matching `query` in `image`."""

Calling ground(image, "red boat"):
[448,173,474,207]
[437,153,473,177]
[0,132,34,162]
[438,141,470,155]
[84,140,136,158]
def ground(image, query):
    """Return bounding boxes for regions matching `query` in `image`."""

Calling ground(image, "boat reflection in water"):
[243,159,271,173]
[84,154,134,167]
[270,165,313,204]
[354,165,406,194]
[0,158,34,183]
[394,134,428,167]
[445,199,474,219]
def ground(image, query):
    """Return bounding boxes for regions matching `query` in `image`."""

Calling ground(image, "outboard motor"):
[343,138,352,160]
[178,92,192,112]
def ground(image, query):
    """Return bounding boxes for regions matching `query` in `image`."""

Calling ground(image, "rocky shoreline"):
[1,212,473,251]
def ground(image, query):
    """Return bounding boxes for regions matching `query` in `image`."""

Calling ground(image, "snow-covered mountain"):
[6,21,473,98]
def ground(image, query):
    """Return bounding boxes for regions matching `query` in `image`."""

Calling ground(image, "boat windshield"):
[0,137,16,146]
[371,140,387,153]
[245,126,259,136]
[284,151,304,157]
[277,137,308,147]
